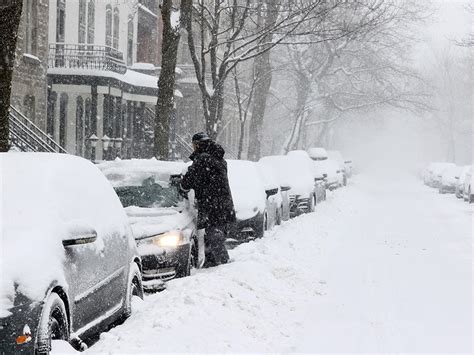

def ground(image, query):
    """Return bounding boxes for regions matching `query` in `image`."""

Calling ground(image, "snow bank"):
[88,174,472,353]
[227,160,266,220]
[0,153,129,317]
[97,159,187,188]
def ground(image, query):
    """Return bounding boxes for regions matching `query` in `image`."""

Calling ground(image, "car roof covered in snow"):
[97,159,188,188]
[307,147,328,160]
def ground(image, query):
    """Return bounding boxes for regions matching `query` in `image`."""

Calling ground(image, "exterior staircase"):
[8,105,67,153]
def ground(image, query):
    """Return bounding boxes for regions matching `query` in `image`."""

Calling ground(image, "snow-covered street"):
[87,174,473,353]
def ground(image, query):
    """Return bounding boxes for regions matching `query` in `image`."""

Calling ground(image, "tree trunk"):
[247,2,279,161]
[284,76,311,153]
[155,0,181,160]
[237,120,245,159]
[0,1,23,152]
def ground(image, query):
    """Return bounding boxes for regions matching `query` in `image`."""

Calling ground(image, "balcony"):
[48,43,127,75]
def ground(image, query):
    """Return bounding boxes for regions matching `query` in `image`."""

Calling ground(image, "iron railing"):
[48,43,127,74]
[9,106,68,153]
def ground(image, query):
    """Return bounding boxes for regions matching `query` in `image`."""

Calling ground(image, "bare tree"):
[281,0,429,152]
[181,0,326,140]
[155,0,184,160]
[0,1,23,152]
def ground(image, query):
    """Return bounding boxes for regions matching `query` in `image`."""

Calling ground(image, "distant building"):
[46,0,174,160]
[11,0,50,131]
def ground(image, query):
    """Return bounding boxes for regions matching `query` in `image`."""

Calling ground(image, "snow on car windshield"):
[115,178,181,209]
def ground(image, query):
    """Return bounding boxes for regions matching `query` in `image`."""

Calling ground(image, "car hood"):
[125,206,195,240]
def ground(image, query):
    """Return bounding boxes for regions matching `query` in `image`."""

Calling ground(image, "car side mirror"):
[280,185,291,192]
[265,188,279,198]
[455,176,460,180]
[323,173,327,178]
[63,225,97,247]
[344,160,352,164]
[315,176,325,181]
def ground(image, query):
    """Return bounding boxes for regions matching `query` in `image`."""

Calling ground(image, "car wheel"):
[469,188,473,204]
[35,293,69,354]
[124,263,143,318]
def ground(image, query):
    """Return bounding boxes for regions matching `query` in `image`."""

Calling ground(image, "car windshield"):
[115,177,180,208]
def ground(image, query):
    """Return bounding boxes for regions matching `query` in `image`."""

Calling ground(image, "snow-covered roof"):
[307,147,328,160]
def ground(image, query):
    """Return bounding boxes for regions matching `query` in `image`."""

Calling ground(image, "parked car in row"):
[423,162,456,188]
[455,166,471,199]
[257,157,292,223]
[307,147,344,190]
[438,165,462,194]
[98,159,204,291]
[463,167,474,203]
[0,153,143,353]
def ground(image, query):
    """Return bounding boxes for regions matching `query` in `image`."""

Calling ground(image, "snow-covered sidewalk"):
[87,174,473,353]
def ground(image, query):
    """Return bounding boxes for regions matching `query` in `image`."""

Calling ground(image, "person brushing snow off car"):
[180,132,236,267]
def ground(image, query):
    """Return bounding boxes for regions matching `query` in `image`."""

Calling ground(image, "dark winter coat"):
[181,140,236,229]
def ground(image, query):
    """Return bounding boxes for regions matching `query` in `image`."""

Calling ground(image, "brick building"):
[11,0,50,131]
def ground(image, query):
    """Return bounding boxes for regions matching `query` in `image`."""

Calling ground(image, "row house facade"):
[47,0,169,160]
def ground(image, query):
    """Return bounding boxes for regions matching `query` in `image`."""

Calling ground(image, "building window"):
[56,0,66,43]
[78,0,86,43]
[113,8,120,49]
[59,93,68,149]
[87,0,95,44]
[127,16,134,66]
[105,5,112,47]
[47,91,57,138]
[24,0,38,55]
[76,97,84,156]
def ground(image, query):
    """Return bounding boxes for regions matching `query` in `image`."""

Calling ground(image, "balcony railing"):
[48,43,127,74]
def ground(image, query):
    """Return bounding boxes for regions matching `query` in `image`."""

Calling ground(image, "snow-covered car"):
[287,150,327,205]
[327,150,348,186]
[0,153,143,353]
[424,162,456,188]
[257,157,292,223]
[256,161,286,229]
[227,160,277,241]
[260,153,317,217]
[307,147,343,190]
[463,167,474,203]
[439,165,462,194]
[455,165,471,198]
[98,159,204,291]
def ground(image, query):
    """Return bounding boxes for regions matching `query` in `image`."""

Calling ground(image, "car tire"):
[35,293,69,354]
[124,263,143,318]
[469,189,473,204]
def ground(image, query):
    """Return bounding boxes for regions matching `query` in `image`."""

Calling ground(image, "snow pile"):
[97,158,187,188]
[227,160,266,220]
[307,147,328,160]
[88,174,472,353]
[0,153,129,317]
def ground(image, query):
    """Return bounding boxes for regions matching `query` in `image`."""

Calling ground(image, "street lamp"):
[102,135,111,151]
[88,134,99,161]
[114,137,123,149]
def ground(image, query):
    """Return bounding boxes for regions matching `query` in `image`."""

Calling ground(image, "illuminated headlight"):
[140,231,185,248]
